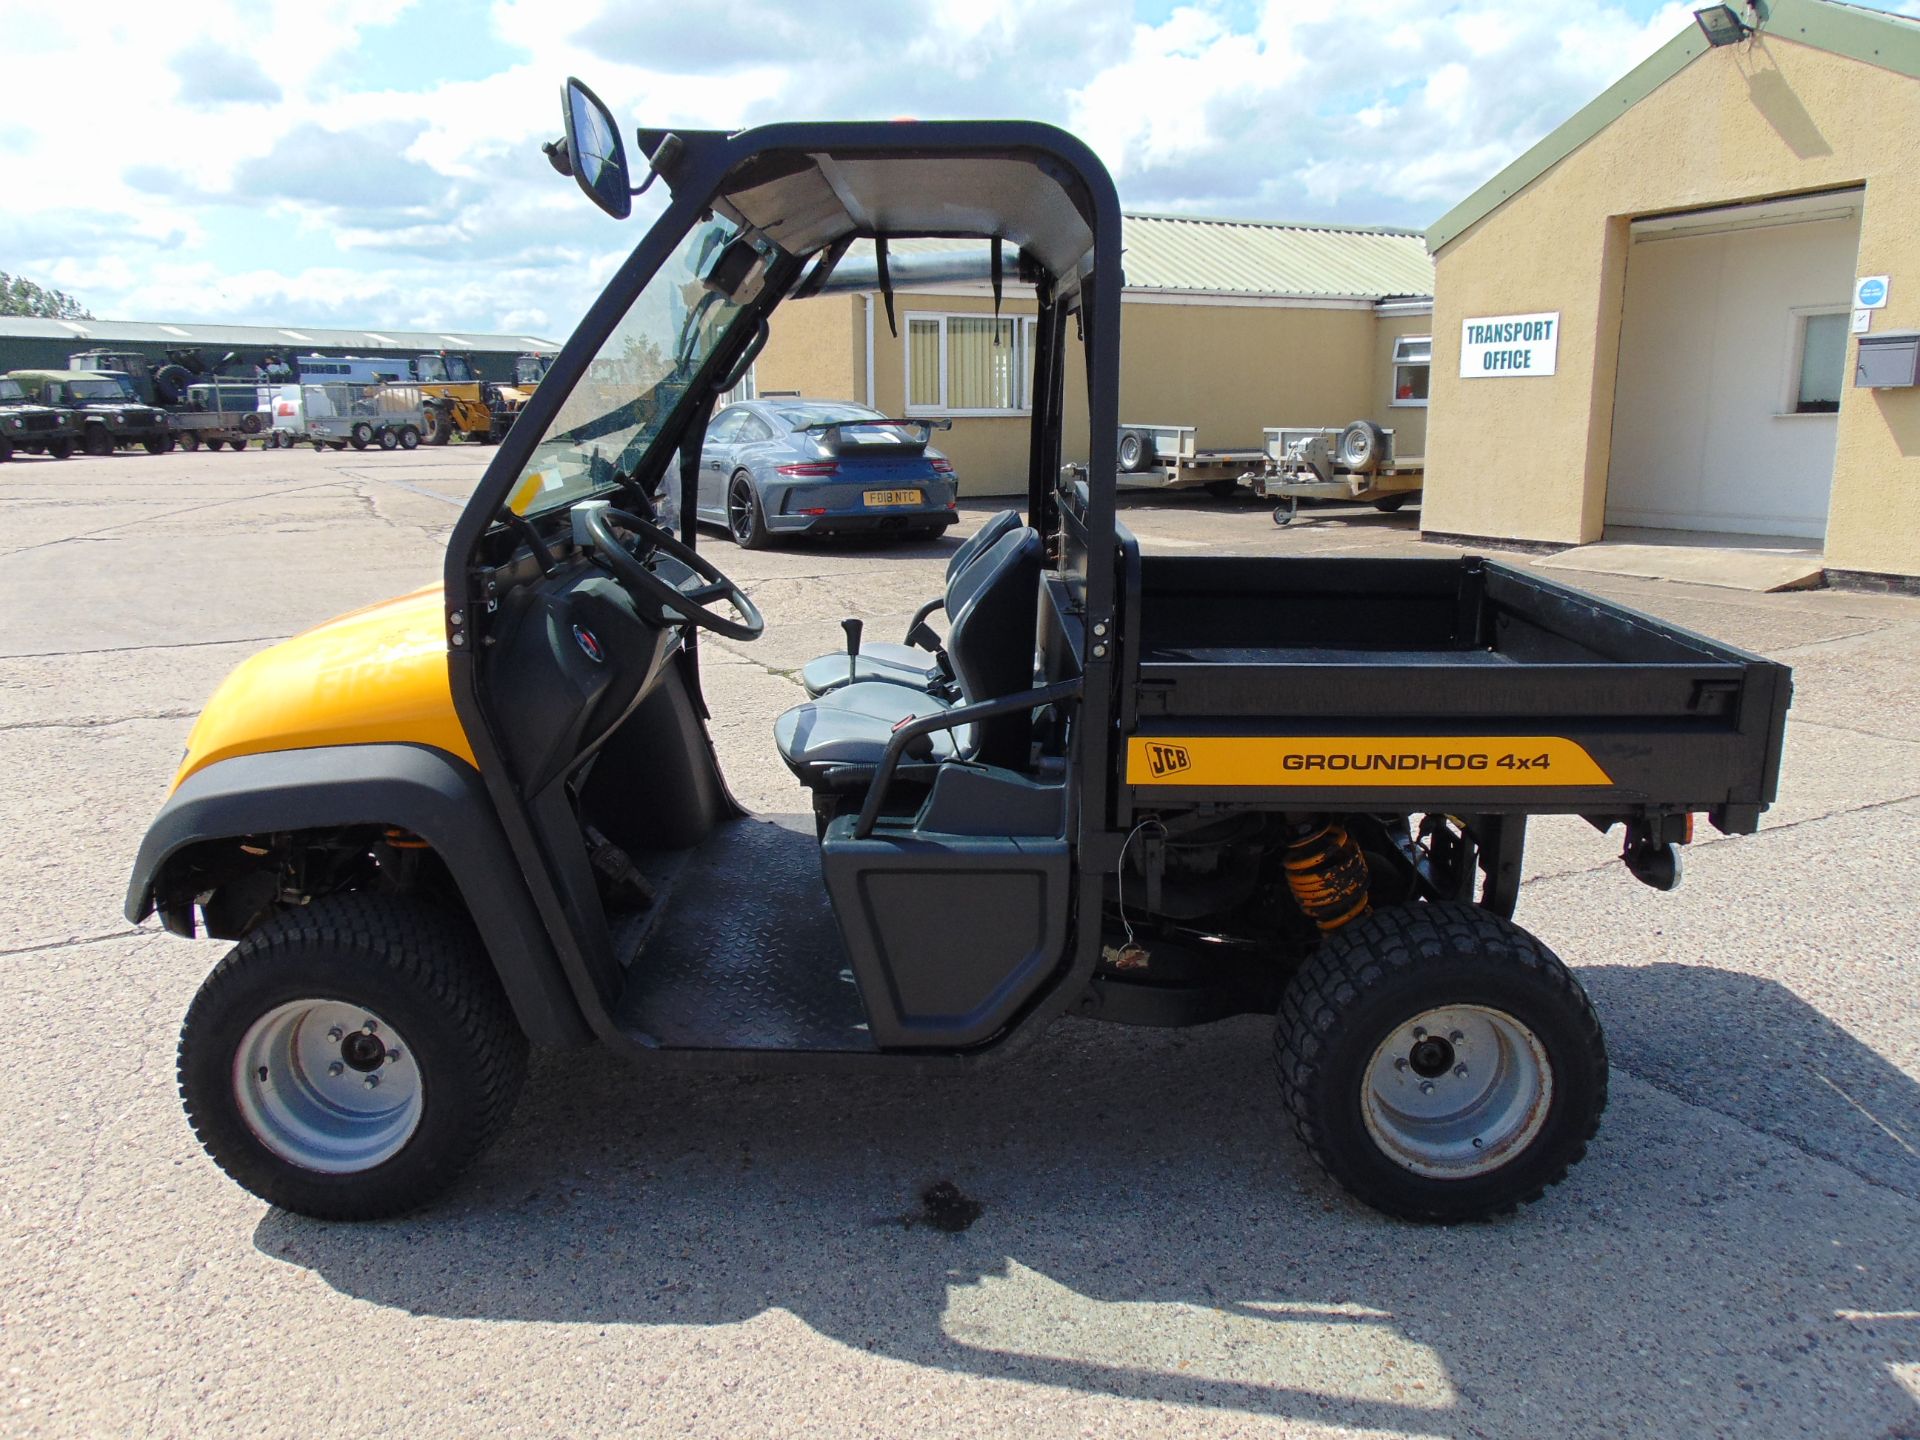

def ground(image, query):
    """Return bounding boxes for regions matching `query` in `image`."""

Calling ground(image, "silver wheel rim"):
[232,1000,423,1174]
[728,478,756,543]
[1362,1004,1551,1179]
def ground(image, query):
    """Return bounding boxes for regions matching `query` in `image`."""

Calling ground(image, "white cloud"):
[0,0,1769,334]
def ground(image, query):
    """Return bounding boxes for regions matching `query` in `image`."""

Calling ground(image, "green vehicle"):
[0,376,78,461]
[6,370,171,455]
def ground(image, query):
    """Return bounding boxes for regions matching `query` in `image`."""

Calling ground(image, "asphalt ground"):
[1,444,1916,1439]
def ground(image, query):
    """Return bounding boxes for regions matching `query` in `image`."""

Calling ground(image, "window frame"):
[903,309,1039,418]
[1780,306,1850,417]
[1390,333,1432,409]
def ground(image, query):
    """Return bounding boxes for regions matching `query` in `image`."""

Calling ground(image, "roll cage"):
[442,120,1126,1048]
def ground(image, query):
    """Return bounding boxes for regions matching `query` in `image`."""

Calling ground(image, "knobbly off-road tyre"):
[1274,902,1607,1224]
[178,893,528,1221]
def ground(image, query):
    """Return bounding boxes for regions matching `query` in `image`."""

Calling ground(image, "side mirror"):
[561,77,631,219]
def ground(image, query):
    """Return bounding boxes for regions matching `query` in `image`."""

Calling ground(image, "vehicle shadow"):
[258,964,1920,1437]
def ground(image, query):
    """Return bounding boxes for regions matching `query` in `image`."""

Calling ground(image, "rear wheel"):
[177,893,528,1221]
[727,471,771,549]
[227,437,248,452]
[143,437,168,455]
[1274,902,1607,1223]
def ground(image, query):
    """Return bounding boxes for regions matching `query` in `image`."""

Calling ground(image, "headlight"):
[114,412,126,424]
[4,418,20,430]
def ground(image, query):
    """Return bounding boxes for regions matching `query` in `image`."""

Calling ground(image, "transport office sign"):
[1460,311,1560,378]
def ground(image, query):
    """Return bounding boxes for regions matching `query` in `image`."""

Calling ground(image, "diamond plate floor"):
[611,815,875,1052]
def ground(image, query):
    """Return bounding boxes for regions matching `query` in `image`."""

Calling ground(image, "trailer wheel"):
[1274,902,1607,1223]
[1371,494,1411,513]
[398,425,420,450]
[1272,497,1298,527]
[177,893,528,1221]
[1336,421,1388,475]
[379,427,400,450]
[179,431,201,452]
[227,437,249,452]
[350,422,374,450]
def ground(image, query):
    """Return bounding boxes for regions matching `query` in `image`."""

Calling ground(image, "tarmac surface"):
[1,443,1916,1439]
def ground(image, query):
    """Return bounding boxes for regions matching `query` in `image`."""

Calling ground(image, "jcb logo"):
[1145,743,1191,778]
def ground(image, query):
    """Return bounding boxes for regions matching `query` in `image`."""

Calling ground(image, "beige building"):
[753,215,1435,496]
[1422,0,1920,589]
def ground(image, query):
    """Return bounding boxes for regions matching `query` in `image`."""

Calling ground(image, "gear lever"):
[841,617,863,686]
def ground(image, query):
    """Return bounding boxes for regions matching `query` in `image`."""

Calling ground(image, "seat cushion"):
[774,682,966,780]
[799,641,940,698]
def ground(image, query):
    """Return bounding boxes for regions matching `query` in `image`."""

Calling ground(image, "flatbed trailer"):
[1116,423,1264,496]
[1254,422,1424,522]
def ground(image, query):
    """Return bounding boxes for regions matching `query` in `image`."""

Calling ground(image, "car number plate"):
[863,488,923,507]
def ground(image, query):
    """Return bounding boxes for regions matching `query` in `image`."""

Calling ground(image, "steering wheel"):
[577,504,765,642]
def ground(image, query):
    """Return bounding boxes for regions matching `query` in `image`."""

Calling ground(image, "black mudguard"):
[124,743,591,1047]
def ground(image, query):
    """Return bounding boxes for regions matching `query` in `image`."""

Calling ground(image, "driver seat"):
[798,508,1022,697]
[773,526,1042,787]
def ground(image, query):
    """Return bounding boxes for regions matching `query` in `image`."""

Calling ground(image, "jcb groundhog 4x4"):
[127,83,1791,1223]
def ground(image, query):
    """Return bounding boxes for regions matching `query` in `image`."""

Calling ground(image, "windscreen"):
[0,380,23,402]
[500,215,753,520]
[70,377,134,401]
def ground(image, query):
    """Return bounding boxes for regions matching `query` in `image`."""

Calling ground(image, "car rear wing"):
[800,416,952,456]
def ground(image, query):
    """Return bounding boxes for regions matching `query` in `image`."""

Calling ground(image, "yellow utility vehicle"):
[125,83,1791,1224]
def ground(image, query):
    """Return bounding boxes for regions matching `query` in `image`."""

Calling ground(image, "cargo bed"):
[1117,553,1791,833]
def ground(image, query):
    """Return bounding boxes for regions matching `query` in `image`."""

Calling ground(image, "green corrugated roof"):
[1428,0,1920,254]
[1118,213,1432,299]
[0,316,562,352]
[858,214,1433,302]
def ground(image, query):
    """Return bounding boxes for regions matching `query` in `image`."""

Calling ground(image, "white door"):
[1606,192,1861,540]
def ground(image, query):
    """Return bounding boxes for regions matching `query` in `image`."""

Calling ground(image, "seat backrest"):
[946,526,1043,769]
[944,508,1021,589]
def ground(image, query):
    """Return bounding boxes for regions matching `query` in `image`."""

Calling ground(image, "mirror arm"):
[541,138,572,177]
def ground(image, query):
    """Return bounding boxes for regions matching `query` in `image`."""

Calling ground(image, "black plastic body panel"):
[124,744,592,1047]
[1119,555,1792,831]
[821,820,1070,1048]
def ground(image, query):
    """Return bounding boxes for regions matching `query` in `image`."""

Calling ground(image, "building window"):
[905,312,1037,415]
[1792,311,1847,414]
[1391,335,1431,407]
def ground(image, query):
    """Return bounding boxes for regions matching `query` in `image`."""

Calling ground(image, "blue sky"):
[0,0,1911,334]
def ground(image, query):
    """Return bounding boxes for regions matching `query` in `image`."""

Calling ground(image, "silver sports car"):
[692,397,960,548]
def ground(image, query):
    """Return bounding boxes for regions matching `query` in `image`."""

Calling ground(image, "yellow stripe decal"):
[1127,736,1614,788]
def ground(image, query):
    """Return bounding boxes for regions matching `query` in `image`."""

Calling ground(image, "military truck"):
[69,349,270,451]
[7,370,171,454]
[0,375,78,461]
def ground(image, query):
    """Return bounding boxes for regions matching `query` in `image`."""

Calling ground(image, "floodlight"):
[1694,5,1752,46]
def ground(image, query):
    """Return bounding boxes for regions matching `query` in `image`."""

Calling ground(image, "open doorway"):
[1605,189,1862,543]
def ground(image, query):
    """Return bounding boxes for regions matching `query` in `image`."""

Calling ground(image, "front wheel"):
[47,436,75,459]
[1274,902,1607,1223]
[727,471,771,549]
[83,426,113,456]
[177,893,529,1220]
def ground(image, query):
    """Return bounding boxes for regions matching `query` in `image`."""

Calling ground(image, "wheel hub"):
[232,1000,422,1174]
[1362,1004,1552,1179]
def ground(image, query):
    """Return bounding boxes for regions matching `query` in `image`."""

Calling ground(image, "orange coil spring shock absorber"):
[1284,821,1373,932]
